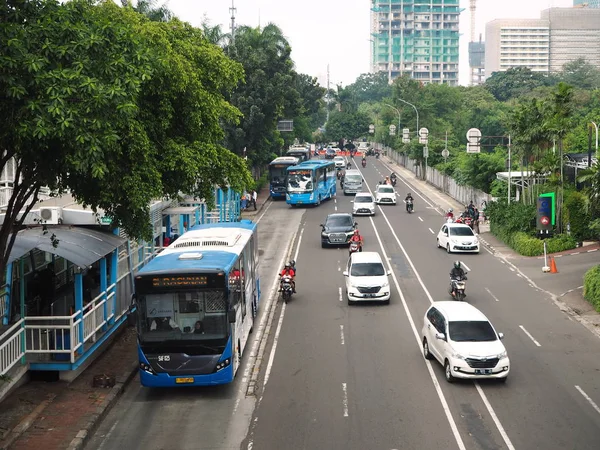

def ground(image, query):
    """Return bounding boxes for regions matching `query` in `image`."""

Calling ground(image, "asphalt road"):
[86,155,600,450]
[85,203,304,450]
[243,156,600,450]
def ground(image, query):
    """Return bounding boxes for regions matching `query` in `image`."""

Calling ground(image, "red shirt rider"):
[350,230,363,245]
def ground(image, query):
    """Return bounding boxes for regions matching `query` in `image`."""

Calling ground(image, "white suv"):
[422,302,509,383]
[374,185,396,205]
[343,252,391,305]
[352,193,375,216]
[333,156,347,168]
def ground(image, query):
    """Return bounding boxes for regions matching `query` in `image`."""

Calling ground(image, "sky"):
[166,0,573,87]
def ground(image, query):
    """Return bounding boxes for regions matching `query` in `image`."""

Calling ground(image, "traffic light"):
[536,196,553,232]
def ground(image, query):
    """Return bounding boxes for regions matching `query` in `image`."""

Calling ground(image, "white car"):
[333,156,347,168]
[437,223,480,253]
[352,193,375,216]
[422,301,509,383]
[374,185,396,205]
[343,252,391,304]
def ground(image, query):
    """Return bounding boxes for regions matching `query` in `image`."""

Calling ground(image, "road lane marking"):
[357,167,511,450]
[460,261,471,272]
[335,206,338,211]
[474,383,516,450]
[485,288,500,302]
[340,325,345,345]
[342,383,349,417]
[255,200,274,224]
[339,287,342,302]
[429,228,435,234]
[418,216,424,222]
[509,267,515,272]
[293,227,304,261]
[367,216,466,450]
[263,302,286,388]
[575,386,600,416]
[519,325,541,347]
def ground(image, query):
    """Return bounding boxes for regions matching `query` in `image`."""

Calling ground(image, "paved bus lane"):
[246,188,463,449]
[85,201,304,450]
[363,157,600,450]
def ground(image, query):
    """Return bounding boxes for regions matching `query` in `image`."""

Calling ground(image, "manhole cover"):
[92,374,116,388]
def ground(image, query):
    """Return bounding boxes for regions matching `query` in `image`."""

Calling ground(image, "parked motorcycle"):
[449,276,467,301]
[406,198,414,213]
[280,275,294,303]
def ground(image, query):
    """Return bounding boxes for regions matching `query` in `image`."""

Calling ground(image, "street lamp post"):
[396,98,419,137]
[383,103,401,134]
[591,121,598,157]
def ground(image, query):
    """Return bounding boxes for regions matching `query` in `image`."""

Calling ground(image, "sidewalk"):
[0,325,138,450]
[240,186,272,219]
[381,154,600,333]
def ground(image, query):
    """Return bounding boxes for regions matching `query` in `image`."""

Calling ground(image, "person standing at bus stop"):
[251,190,257,210]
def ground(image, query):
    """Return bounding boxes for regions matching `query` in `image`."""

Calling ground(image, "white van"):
[343,169,363,195]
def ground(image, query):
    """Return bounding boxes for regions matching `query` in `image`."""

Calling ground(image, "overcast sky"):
[166,0,573,87]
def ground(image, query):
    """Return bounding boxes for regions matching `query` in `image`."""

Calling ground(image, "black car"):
[324,148,336,159]
[320,213,357,248]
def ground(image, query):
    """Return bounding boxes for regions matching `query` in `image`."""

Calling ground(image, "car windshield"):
[379,186,394,193]
[448,321,497,342]
[345,174,362,183]
[334,157,344,162]
[326,215,353,227]
[355,196,373,203]
[449,227,475,236]
[287,170,313,192]
[350,262,385,277]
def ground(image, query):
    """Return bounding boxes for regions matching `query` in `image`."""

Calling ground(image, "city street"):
[86,156,600,450]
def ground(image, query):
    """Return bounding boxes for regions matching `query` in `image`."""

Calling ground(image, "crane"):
[470,0,477,43]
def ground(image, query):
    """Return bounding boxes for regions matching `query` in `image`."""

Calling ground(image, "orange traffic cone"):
[550,256,559,274]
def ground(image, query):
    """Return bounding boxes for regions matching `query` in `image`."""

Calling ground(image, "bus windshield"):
[269,165,288,186]
[138,289,228,353]
[287,170,314,192]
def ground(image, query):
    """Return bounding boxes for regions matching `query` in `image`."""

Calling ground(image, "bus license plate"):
[475,369,491,375]
[175,377,194,384]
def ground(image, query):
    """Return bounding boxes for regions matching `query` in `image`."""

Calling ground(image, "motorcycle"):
[406,198,414,213]
[361,159,367,168]
[375,152,380,159]
[280,275,293,303]
[449,277,467,301]
[390,177,397,187]
[456,215,473,229]
[349,241,361,255]
[446,216,454,224]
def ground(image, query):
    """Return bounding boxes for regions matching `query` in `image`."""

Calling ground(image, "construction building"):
[370,0,461,86]
[485,7,600,77]
[573,1,600,7]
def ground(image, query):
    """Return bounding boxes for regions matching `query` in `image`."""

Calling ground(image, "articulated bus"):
[268,156,299,199]
[133,220,260,387]
[286,160,336,206]
[286,145,311,162]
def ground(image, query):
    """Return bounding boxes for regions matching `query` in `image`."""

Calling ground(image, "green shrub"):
[512,232,544,256]
[253,173,269,192]
[563,191,591,242]
[545,234,577,253]
[583,265,600,312]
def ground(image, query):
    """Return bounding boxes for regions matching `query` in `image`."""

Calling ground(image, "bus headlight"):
[140,362,156,375]
[214,358,231,372]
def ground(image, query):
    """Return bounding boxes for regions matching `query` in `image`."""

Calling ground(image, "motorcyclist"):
[390,173,397,185]
[384,176,391,185]
[446,208,454,220]
[405,193,414,211]
[279,262,296,293]
[349,229,363,252]
[449,261,467,297]
[361,156,367,167]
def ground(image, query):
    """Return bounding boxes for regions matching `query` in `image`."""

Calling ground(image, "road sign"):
[389,124,396,136]
[402,128,410,143]
[442,148,449,158]
[540,216,550,226]
[419,127,429,145]
[466,127,481,153]
[537,196,553,231]
[423,146,429,158]
[369,124,375,134]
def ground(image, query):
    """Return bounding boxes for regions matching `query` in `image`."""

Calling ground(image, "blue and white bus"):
[286,160,336,206]
[133,220,260,387]
[269,156,299,199]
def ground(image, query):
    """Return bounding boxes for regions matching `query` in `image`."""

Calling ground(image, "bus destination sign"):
[289,170,311,175]
[152,275,208,288]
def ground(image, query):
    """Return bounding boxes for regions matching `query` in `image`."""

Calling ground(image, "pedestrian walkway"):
[0,326,138,450]
[241,186,271,219]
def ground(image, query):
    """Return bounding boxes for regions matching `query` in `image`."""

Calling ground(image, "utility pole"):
[326,64,330,123]
[229,0,237,40]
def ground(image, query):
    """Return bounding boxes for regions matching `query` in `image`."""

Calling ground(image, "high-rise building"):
[370,0,461,86]
[573,1,600,7]
[485,7,600,77]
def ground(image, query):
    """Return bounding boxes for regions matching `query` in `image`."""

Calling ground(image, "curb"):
[0,394,56,450]
[66,360,139,450]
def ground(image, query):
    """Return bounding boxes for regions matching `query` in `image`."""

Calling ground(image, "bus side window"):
[238,253,247,321]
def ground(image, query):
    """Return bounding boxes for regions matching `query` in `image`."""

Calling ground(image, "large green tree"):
[0,0,250,279]
[485,67,556,102]
[325,110,370,142]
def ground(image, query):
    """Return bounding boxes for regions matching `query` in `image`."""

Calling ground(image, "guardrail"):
[0,319,25,375]
[0,290,7,322]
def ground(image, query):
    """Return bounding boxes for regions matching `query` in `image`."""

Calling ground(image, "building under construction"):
[468,0,485,85]
[370,0,461,86]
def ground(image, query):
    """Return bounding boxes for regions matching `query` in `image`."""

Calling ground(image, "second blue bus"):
[132,220,260,387]
[286,160,336,206]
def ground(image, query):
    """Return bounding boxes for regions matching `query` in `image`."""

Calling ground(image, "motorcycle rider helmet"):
[449,208,453,213]
[284,263,291,269]
[454,261,461,269]
[353,230,359,235]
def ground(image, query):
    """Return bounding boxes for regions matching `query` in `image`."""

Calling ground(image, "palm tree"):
[202,22,229,47]
[120,0,173,22]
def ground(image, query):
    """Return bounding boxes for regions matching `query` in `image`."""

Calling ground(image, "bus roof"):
[270,156,299,165]
[137,220,257,275]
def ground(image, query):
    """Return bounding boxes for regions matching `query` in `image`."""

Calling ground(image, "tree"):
[324,110,370,142]
[559,58,600,90]
[0,0,251,282]
[121,0,172,22]
[344,72,392,104]
[485,67,556,102]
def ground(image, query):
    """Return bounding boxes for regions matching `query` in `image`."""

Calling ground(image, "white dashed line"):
[575,386,600,416]
[460,261,471,272]
[339,287,342,302]
[485,287,500,302]
[429,228,435,234]
[519,325,542,347]
[509,267,515,272]
[340,325,345,345]
[342,383,349,417]
[418,216,424,222]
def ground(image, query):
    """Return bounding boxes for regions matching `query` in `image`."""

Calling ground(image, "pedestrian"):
[473,207,480,234]
[241,193,247,211]
[252,189,257,211]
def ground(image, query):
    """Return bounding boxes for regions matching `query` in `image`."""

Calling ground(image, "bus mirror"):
[228,309,237,323]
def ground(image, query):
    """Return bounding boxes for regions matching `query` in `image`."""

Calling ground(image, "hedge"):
[490,225,577,256]
[583,265,600,312]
